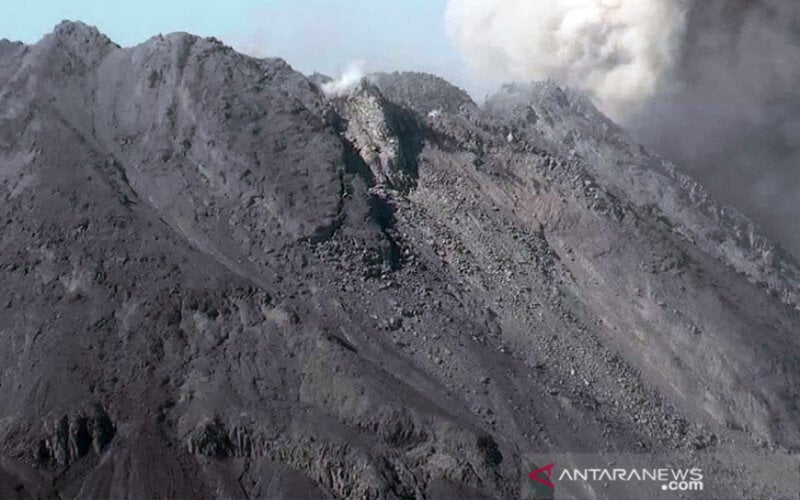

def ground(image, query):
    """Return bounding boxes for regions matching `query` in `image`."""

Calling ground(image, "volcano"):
[1,22,799,498]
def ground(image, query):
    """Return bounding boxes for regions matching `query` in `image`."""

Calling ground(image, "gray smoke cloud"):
[632,1,800,255]
[445,0,689,121]
[447,0,800,256]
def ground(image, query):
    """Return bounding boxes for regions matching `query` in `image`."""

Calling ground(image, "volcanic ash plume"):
[445,0,688,120]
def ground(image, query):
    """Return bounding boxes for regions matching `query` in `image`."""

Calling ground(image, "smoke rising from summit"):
[321,61,366,97]
[447,0,800,256]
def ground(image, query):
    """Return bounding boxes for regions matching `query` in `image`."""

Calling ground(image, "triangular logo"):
[528,463,555,489]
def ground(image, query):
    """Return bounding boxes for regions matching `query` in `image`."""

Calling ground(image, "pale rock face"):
[0,21,799,499]
[330,82,420,192]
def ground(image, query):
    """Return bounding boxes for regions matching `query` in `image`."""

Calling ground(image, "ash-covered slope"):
[1,22,799,499]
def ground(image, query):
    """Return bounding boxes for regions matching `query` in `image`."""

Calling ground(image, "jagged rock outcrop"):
[1,21,799,499]
[329,80,423,192]
[36,406,115,467]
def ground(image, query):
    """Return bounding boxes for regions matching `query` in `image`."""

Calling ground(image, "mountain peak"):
[51,20,110,44]
[370,71,476,115]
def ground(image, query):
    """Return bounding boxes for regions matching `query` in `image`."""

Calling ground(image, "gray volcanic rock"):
[369,71,475,116]
[1,21,800,499]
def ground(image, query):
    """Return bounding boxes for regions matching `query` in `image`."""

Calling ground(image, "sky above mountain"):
[0,0,497,98]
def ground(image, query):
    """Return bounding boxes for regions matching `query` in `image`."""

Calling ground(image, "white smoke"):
[321,60,366,98]
[445,0,689,120]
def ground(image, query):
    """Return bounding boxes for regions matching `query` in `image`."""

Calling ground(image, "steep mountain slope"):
[1,22,799,498]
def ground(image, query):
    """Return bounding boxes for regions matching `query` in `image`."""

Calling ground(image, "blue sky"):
[0,0,494,97]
